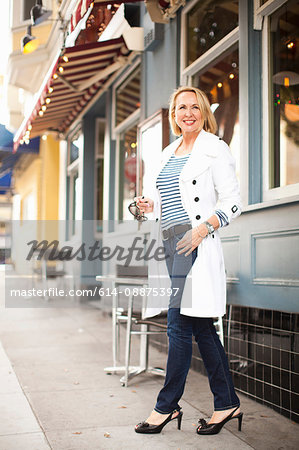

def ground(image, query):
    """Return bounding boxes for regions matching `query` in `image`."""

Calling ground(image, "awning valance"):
[13,37,130,152]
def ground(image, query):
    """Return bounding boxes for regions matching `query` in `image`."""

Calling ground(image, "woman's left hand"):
[176,225,208,256]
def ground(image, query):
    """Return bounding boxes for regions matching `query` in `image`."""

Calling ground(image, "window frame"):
[253,0,289,30]
[261,1,299,201]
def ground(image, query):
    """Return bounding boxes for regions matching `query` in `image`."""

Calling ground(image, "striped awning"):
[13,37,129,152]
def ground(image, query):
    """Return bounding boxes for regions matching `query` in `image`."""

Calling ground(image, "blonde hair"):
[169,86,217,136]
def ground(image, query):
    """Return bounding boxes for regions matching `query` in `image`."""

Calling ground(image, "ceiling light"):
[31,0,52,26]
[273,71,299,86]
[21,26,40,54]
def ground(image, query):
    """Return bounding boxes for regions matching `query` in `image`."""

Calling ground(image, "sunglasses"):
[128,201,148,222]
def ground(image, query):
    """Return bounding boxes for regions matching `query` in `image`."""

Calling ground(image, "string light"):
[58,66,64,73]
[42,134,47,141]
[28,124,32,131]
[45,98,51,104]
[41,105,47,112]
[217,82,223,88]
[62,55,69,62]
[229,73,235,79]
[39,110,44,116]
[53,73,58,79]
[287,41,294,49]
[48,86,54,93]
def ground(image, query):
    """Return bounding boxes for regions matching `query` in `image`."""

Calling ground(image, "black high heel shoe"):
[196,406,243,435]
[135,410,183,434]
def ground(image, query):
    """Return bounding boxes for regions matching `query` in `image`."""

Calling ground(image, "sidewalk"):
[0,270,298,449]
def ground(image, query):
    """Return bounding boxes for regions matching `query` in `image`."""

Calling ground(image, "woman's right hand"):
[134,196,154,214]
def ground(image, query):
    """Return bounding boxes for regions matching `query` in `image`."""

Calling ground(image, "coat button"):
[156,218,159,222]
[192,180,196,185]
[194,197,199,202]
[212,234,215,238]
[196,215,201,220]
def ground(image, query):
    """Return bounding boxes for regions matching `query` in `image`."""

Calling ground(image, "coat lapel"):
[180,130,218,181]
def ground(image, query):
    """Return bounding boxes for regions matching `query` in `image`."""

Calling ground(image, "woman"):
[134,86,243,436]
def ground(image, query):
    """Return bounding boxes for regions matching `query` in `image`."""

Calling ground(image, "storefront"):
[75,0,297,421]
[12,0,298,422]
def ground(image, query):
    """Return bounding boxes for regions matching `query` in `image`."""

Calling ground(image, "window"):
[95,120,105,233]
[185,0,239,67]
[138,109,169,196]
[181,0,240,179]
[118,124,138,221]
[192,47,240,179]
[67,127,82,237]
[115,68,141,127]
[113,61,141,222]
[269,3,299,189]
[261,0,299,200]
[23,0,36,21]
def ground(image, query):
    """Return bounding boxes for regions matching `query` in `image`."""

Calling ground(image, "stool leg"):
[124,292,133,387]
[112,282,118,368]
[139,290,149,370]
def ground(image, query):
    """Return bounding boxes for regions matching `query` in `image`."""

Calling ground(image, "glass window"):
[95,121,105,233]
[69,132,81,164]
[67,128,82,237]
[23,0,36,20]
[269,3,299,188]
[115,68,141,126]
[186,1,239,67]
[192,47,240,179]
[118,124,137,221]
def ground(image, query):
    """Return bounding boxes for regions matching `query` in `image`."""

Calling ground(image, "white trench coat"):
[145,129,241,319]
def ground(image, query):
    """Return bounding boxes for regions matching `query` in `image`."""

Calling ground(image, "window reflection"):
[116,69,141,126]
[192,48,240,179]
[118,125,137,221]
[270,3,299,188]
[186,0,238,67]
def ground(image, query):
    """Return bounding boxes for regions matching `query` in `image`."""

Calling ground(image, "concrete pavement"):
[0,268,298,450]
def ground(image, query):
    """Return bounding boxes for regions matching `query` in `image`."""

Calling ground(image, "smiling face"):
[174,91,203,136]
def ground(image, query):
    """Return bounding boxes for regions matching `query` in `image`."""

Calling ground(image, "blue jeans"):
[154,231,240,414]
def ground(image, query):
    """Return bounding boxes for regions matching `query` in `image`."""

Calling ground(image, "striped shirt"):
[156,154,191,230]
[156,154,229,231]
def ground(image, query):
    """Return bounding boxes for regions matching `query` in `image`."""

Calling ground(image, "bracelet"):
[196,226,207,239]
